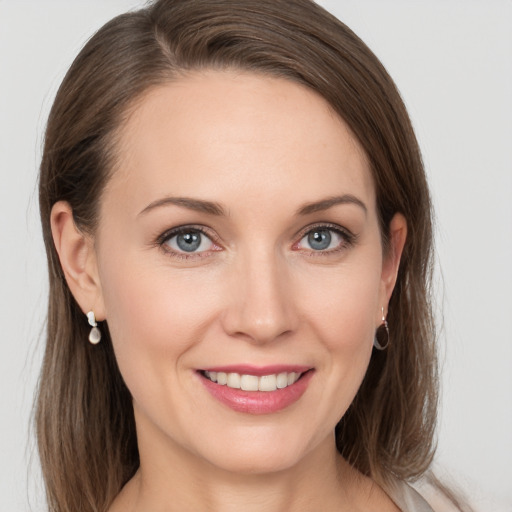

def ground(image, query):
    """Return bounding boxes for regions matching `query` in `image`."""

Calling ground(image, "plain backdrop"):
[1,1,511,510]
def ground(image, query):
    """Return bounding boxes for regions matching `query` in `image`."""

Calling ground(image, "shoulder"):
[385,475,466,512]
[385,478,435,512]
[411,476,467,512]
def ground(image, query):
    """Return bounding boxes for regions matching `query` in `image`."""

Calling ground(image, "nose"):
[221,248,298,344]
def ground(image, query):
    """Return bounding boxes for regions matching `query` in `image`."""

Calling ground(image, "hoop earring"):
[87,311,102,345]
[373,307,389,350]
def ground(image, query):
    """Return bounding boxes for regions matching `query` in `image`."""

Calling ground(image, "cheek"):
[295,254,382,410]
[300,261,382,352]
[97,250,220,390]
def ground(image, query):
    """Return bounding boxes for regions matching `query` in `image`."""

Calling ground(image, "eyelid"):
[295,222,355,240]
[293,222,357,252]
[156,224,212,244]
[155,224,222,258]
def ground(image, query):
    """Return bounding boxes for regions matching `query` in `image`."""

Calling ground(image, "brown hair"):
[37,1,438,510]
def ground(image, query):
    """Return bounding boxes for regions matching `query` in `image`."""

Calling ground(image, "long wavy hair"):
[37,1,438,510]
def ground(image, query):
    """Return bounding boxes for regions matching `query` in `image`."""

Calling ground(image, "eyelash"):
[155,225,220,260]
[155,223,357,260]
[294,223,357,256]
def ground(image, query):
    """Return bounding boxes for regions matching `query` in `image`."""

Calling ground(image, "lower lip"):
[198,370,314,415]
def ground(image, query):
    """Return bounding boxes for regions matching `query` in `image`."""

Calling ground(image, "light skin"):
[51,71,407,511]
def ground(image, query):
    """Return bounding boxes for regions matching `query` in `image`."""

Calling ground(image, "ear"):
[379,213,407,312]
[50,201,106,320]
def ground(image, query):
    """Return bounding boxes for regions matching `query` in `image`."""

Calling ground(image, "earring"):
[87,311,102,345]
[373,307,389,350]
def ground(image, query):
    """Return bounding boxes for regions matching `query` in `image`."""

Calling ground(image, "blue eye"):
[298,226,349,252]
[164,229,214,253]
[307,229,333,250]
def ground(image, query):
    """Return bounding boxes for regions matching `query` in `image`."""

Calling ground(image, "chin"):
[204,446,307,476]
[188,423,328,476]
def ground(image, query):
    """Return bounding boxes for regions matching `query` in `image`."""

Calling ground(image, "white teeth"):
[287,372,297,385]
[276,372,288,389]
[258,374,277,391]
[204,371,302,391]
[240,374,259,391]
[204,370,217,382]
[227,372,240,388]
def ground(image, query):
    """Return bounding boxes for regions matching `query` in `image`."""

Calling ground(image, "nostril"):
[219,262,299,344]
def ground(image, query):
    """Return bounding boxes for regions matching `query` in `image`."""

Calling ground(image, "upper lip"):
[199,364,312,376]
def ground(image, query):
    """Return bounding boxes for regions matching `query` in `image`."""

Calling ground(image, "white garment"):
[386,479,435,512]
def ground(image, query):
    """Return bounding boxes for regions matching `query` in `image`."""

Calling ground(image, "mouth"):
[201,370,303,391]
[197,366,314,414]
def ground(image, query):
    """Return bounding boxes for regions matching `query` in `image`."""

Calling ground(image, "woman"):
[36,0,454,510]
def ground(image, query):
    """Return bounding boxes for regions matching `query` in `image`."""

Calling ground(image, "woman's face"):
[93,71,403,474]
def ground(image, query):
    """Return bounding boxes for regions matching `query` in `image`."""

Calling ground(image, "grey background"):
[1,1,511,510]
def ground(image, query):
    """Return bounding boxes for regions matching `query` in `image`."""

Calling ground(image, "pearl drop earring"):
[87,311,102,345]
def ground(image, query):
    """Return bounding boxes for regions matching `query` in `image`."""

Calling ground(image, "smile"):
[198,366,314,414]
[203,370,302,391]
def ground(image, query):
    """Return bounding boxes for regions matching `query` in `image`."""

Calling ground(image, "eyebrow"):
[297,195,367,216]
[138,193,367,218]
[138,196,225,217]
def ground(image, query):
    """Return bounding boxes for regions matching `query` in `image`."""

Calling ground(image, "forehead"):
[108,70,375,215]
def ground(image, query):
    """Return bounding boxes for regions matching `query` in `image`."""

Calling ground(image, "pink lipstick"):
[198,365,313,414]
